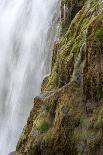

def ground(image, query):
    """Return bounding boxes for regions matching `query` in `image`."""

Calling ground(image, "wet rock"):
[16,0,103,155]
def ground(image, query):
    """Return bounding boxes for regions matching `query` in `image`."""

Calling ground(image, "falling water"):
[0,0,60,154]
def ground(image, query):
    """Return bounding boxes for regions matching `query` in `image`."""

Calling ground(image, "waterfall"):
[0,0,60,154]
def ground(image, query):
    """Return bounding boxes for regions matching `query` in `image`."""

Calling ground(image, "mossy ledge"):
[16,0,103,154]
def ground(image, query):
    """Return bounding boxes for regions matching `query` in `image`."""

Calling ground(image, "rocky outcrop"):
[16,0,103,154]
[61,0,86,34]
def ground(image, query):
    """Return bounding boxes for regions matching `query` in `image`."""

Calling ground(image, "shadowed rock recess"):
[16,0,103,154]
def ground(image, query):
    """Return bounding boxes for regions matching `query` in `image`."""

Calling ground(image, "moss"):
[46,0,103,92]
[91,0,100,7]
[16,0,103,155]
[97,108,103,128]
[47,65,59,90]
[94,27,103,39]
[35,118,50,133]
[42,129,53,143]
[61,0,86,35]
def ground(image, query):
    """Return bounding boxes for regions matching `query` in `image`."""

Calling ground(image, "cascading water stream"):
[0,0,60,154]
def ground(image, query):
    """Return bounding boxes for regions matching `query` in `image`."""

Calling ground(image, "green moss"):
[36,118,50,133]
[97,108,103,128]
[61,0,86,35]
[48,0,103,91]
[47,65,59,90]
[46,105,51,112]
[15,0,103,154]
[91,0,100,7]
[94,27,103,38]
[42,129,53,143]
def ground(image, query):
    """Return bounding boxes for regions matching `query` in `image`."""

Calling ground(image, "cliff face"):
[16,0,103,154]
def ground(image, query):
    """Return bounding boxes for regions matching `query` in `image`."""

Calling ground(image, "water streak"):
[0,0,60,154]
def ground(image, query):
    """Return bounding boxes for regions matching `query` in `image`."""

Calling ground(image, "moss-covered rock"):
[16,0,103,154]
[61,0,86,34]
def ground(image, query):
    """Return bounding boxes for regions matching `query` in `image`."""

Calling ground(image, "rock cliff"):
[16,0,103,154]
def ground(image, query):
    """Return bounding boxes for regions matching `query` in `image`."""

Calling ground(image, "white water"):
[0,0,60,154]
